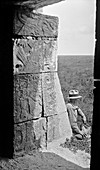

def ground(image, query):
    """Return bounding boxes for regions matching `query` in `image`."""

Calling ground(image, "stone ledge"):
[13,0,65,9]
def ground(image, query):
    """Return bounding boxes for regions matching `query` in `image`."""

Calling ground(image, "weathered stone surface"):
[54,73,72,139]
[42,72,72,139]
[13,0,64,10]
[14,74,42,123]
[14,118,46,155]
[46,106,72,142]
[13,38,57,74]
[42,72,57,116]
[13,38,43,74]
[43,39,57,72]
[54,73,67,113]
[25,118,46,150]
[58,111,72,139]
[25,120,39,152]
[33,118,46,148]
[13,9,58,36]
[42,72,71,117]
[47,114,60,142]
[12,0,72,154]
[14,123,26,155]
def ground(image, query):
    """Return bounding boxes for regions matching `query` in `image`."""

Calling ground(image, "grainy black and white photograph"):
[0,0,100,169]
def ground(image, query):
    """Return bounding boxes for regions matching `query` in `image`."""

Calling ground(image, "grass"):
[58,55,94,127]
[58,55,93,154]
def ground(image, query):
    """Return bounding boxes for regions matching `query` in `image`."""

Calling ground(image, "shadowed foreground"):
[0,151,90,170]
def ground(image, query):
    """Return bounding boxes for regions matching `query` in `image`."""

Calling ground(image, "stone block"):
[13,38,43,74]
[47,114,60,142]
[53,73,72,139]
[42,72,72,140]
[33,118,46,149]
[14,122,26,155]
[13,10,58,37]
[13,37,57,74]
[54,73,67,113]
[43,39,57,72]
[42,72,58,116]
[25,120,37,152]
[14,117,46,156]
[58,112,72,139]
[25,118,46,151]
[14,74,42,123]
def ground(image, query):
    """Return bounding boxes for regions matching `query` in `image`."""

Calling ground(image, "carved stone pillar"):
[13,0,72,156]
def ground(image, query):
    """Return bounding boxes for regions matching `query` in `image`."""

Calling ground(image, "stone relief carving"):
[14,74,42,123]
[47,114,60,142]
[25,120,37,152]
[13,1,72,156]
[14,123,26,154]
[13,9,58,36]
[33,118,46,148]
[13,37,57,74]
[13,38,43,74]
[14,118,46,154]
[43,39,57,72]
[42,72,57,116]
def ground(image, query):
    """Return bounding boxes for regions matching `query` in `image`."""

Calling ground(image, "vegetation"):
[58,55,94,127]
[60,136,91,154]
[58,55,94,154]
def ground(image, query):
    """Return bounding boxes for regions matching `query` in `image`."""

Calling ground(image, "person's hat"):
[67,90,82,99]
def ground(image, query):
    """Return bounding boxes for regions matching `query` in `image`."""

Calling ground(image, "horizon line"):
[58,54,94,56]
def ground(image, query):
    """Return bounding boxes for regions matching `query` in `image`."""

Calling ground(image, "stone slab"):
[25,118,46,151]
[13,38,57,74]
[13,38,43,74]
[58,111,72,139]
[14,74,42,123]
[42,72,58,116]
[14,122,26,155]
[13,10,58,37]
[33,118,46,149]
[42,72,72,139]
[55,73,69,113]
[25,120,38,152]
[43,39,57,72]
[47,114,60,142]
[47,111,72,142]
[54,73,72,139]
[42,72,71,117]
[14,117,46,156]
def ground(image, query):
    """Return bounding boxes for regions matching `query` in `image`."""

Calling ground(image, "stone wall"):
[13,4,72,157]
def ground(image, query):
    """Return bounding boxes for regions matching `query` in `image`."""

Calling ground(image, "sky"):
[43,0,96,55]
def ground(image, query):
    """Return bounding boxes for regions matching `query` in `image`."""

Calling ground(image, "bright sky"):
[43,0,96,55]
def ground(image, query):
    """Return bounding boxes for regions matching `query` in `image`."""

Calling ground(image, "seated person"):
[66,89,91,140]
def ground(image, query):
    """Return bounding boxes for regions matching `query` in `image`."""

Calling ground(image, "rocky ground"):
[60,136,91,154]
[0,151,90,170]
